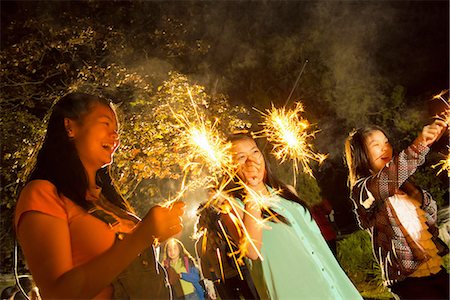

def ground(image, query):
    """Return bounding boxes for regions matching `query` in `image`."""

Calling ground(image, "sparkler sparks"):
[170,88,234,188]
[170,94,328,268]
[432,147,450,177]
[255,102,327,177]
[430,90,450,177]
[432,89,449,103]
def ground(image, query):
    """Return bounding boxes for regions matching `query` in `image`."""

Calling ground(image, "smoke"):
[297,2,396,157]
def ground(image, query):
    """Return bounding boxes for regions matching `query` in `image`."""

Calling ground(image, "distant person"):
[310,199,338,255]
[162,238,205,300]
[344,120,449,299]
[14,92,184,299]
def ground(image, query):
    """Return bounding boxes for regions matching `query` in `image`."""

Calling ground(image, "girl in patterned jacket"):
[344,120,448,299]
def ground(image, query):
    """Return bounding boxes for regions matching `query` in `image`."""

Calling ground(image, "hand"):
[136,201,185,247]
[417,120,448,146]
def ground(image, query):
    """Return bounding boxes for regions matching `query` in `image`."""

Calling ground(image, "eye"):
[237,155,246,161]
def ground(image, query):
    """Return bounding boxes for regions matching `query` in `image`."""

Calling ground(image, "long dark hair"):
[344,125,390,188]
[227,133,310,224]
[29,92,130,211]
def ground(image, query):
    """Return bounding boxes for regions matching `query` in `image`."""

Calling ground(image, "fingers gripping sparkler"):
[433,89,450,124]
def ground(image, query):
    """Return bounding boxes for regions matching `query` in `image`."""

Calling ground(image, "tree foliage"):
[0,9,252,272]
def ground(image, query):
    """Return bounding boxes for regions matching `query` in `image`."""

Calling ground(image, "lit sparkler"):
[255,102,327,177]
[432,147,450,177]
[171,88,233,185]
[432,89,449,104]
[430,90,450,177]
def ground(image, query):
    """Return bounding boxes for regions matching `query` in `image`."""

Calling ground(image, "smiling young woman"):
[345,120,449,300]
[15,92,185,299]
[197,132,362,300]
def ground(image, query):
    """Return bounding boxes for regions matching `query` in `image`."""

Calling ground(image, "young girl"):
[14,92,185,299]
[163,238,205,300]
[344,120,449,299]
[212,133,362,299]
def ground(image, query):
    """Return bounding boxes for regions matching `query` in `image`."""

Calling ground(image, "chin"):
[101,160,113,168]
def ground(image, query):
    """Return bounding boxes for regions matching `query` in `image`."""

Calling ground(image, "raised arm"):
[352,120,447,228]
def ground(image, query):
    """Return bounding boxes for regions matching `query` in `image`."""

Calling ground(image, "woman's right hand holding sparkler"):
[133,201,185,249]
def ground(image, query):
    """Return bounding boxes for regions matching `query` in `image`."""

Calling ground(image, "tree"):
[0,11,250,272]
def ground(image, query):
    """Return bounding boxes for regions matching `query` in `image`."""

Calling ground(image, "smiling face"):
[231,138,266,189]
[364,130,393,173]
[66,103,120,175]
[166,239,181,261]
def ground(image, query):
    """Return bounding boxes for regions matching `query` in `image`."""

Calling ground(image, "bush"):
[337,230,393,299]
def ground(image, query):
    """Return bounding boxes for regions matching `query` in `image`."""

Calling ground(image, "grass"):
[337,230,395,300]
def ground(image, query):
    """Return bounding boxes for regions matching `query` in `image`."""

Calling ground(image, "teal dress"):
[238,189,362,300]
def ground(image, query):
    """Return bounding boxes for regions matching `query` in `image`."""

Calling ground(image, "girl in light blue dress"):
[226,133,362,300]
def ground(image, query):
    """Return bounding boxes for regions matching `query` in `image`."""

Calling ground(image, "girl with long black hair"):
[15,92,184,299]
[344,120,448,299]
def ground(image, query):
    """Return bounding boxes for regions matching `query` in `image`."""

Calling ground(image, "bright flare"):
[432,147,450,177]
[171,88,233,187]
[255,102,327,177]
[431,90,449,177]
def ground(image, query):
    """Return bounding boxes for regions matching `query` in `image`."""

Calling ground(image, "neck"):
[249,183,269,195]
[86,168,98,190]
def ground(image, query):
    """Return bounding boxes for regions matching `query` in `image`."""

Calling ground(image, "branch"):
[0,72,61,88]
[124,176,143,200]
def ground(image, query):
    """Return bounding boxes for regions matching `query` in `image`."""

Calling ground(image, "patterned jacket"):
[350,141,438,285]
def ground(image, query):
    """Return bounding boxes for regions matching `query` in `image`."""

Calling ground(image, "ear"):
[64,118,76,138]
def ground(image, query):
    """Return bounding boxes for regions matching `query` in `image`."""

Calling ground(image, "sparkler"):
[171,88,233,186]
[432,148,450,177]
[170,88,327,270]
[431,90,450,177]
[432,89,449,104]
[255,102,327,178]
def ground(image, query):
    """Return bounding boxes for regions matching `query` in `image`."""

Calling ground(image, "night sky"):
[2,1,448,98]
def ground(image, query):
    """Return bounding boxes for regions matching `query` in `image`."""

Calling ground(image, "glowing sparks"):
[217,220,244,280]
[430,90,450,177]
[432,89,450,126]
[170,88,233,188]
[216,247,225,281]
[255,102,327,177]
[188,121,231,170]
[432,89,449,103]
[432,148,450,177]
